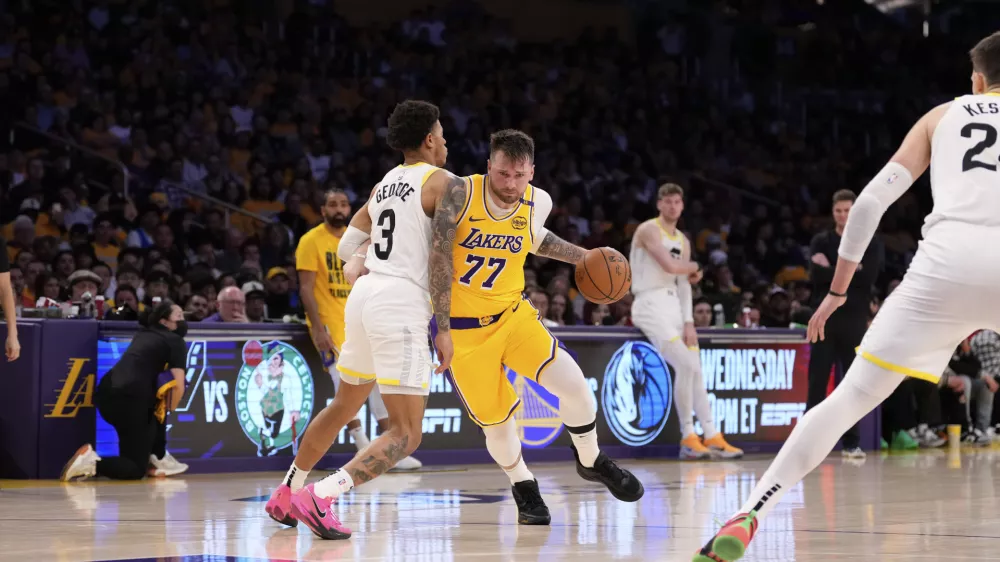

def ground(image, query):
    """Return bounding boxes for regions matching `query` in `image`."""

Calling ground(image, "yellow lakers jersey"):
[451,174,535,317]
[295,224,352,337]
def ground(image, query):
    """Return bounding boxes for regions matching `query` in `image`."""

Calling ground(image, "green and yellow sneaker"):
[693,511,759,561]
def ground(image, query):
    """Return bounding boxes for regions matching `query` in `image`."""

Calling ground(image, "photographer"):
[60,300,188,480]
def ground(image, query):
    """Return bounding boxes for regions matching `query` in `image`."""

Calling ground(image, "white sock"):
[313,468,355,499]
[349,425,370,450]
[503,454,535,485]
[283,463,309,492]
[568,424,600,467]
[735,359,903,521]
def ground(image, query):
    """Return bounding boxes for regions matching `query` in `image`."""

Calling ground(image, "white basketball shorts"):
[336,272,432,396]
[630,286,701,374]
[858,221,1000,383]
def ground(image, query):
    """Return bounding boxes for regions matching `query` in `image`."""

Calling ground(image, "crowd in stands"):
[0,0,992,329]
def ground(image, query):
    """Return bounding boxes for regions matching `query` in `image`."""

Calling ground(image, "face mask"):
[173,320,188,338]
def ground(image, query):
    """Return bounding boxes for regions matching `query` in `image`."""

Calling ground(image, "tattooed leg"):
[340,393,426,486]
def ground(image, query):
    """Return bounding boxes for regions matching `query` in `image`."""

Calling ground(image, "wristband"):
[829,290,846,298]
[351,252,366,259]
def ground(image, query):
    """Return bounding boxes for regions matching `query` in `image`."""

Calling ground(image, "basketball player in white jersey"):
[696,32,1000,562]
[264,100,467,540]
[630,183,743,460]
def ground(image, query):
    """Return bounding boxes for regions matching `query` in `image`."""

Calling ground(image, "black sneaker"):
[512,479,551,525]
[571,445,644,502]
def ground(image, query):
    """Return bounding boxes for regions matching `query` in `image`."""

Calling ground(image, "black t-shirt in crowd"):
[809,229,885,330]
[106,324,186,401]
[0,235,8,273]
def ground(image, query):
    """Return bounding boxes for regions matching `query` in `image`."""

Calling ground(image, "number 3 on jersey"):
[374,209,395,259]
[459,255,507,289]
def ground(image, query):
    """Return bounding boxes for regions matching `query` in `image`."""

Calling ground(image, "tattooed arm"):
[422,170,468,373]
[535,231,587,264]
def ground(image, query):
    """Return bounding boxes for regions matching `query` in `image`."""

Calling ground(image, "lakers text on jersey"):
[447,174,560,426]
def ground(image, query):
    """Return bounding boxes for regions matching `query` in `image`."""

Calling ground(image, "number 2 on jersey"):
[374,209,395,259]
[962,123,999,172]
[459,255,507,289]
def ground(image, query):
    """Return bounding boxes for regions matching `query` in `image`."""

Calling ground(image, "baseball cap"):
[266,267,289,281]
[241,281,266,298]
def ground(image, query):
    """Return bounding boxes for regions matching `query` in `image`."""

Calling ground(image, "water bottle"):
[713,303,725,327]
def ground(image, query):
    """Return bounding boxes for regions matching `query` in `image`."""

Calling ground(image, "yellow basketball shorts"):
[448,299,559,427]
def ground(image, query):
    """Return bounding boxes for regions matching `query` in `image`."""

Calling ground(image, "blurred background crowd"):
[3,0,1000,444]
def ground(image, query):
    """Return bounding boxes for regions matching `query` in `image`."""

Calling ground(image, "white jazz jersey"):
[926,94,1000,233]
[629,219,686,295]
[364,163,437,290]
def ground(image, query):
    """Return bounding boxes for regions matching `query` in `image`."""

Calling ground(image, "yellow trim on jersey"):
[858,351,939,383]
[456,176,474,223]
[420,166,440,187]
[482,175,521,221]
[656,217,683,241]
[986,92,1000,97]
[336,364,376,380]
[399,162,423,169]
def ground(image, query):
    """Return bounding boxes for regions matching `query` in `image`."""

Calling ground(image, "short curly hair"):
[489,129,534,164]
[386,100,440,152]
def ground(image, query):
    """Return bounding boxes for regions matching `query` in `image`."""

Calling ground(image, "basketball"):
[575,247,632,304]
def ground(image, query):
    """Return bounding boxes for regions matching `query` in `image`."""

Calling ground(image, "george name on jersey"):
[374,181,415,204]
[457,227,524,253]
[963,102,1000,117]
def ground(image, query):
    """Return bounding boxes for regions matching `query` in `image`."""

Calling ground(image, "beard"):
[324,214,348,228]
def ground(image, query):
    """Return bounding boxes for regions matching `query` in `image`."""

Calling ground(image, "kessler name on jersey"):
[374,181,416,204]
[457,228,525,253]
[962,101,1000,116]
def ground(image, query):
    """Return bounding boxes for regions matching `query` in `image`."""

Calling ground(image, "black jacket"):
[809,229,884,330]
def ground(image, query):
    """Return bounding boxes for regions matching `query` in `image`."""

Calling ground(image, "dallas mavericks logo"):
[601,341,672,447]
[236,341,314,456]
[507,368,564,448]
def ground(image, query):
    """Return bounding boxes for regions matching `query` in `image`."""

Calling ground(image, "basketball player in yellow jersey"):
[443,130,644,525]
[295,190,421,470]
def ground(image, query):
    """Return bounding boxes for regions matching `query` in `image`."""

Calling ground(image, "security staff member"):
[61,300,188,480]
[808,189,884,458]
[0,234,19,361]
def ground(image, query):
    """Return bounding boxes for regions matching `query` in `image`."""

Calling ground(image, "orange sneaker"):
[704,433,744,459]
[680,434,711,460]
[693,511,758,561]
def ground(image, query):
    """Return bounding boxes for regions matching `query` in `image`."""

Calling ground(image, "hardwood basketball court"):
[1,449,996,561]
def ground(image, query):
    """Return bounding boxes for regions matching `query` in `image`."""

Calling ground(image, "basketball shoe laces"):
[517,483,545,510]
[595,454,630,487]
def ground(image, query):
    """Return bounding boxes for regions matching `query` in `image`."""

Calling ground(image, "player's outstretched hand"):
[807,293,847,343]
[434,331,454,374]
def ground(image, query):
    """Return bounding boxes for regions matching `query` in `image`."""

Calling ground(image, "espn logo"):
[422,408,463,434]
[760,403,806,427]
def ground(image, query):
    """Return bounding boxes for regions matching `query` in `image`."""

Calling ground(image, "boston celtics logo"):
[236,340,314,457]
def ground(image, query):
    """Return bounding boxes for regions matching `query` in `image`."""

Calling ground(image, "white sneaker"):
[61,444,101,481]
[391,455,423,471]
[910,424,946,448]
[149,452,189,477]
[841,447,867,460]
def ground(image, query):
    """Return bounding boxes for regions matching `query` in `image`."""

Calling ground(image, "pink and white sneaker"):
[265,484,298,527]
[288,484,352,540]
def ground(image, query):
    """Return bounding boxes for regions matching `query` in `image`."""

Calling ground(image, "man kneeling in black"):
[61,301,188,480]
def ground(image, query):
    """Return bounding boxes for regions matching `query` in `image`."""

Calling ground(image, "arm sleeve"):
[529,187,554,253]
[295,234,319,272]
[336,225,370,262]
[168,337,187,370]
[838,162,914,262]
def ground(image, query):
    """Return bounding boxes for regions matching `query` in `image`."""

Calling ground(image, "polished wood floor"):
[2,448,999,561]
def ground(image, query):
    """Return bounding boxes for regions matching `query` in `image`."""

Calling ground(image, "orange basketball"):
[575,247,632,304]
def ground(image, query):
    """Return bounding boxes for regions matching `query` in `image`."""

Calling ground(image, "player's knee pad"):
[482,418,521,466]
[842,357,906,403]
[540,351,596,424]
[368,385,389,420]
